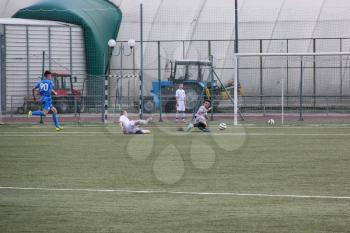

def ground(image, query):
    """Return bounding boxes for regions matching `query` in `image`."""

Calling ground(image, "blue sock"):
[52,113,60,128]
[32,110,45,116]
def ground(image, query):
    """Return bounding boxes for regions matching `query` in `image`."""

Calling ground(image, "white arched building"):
[2,0,350,111]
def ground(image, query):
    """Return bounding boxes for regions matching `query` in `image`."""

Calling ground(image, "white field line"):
[1,132,350,137]
[0,186,349,200]
[8,125,350,130]
[16,125,350,129]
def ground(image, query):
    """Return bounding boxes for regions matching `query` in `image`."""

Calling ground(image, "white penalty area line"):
[0,186,349,200]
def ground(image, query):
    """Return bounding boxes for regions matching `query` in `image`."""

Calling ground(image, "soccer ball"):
[218,122,227,130]
[267,119,275,125]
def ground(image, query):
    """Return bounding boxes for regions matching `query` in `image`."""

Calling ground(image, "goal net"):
[233,52,350,125]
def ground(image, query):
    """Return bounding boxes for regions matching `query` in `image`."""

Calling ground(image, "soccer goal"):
[233,52,350,125]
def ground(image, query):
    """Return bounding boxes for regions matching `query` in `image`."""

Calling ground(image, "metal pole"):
[234,0,239,54]
[259,39,263,108]
[234,0,239,126]
[48,26,52,70]
[208,40,211,59]
[286,39,289,106]
[281,57,284,125]
[208,40,214,120]
[40,51,45,124]
[158,41,163,122]
[233,55,238,126]
[313,38,316,107]
[182,40,185,59]
[281,73,284,125]
[0,31,5,116]
[210,55,214,121]
[340,38,343,100]
[132,48,136,103]
[0,33,2,120]
[102,53,106,122]
[299,56,304,121]
[120,43,123,107]
[26,26,30,98]
[127,74,130,108]
[69,26,73,75]
[140,3,144,119]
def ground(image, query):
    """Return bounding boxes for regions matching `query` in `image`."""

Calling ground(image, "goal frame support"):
[233,52,350,126]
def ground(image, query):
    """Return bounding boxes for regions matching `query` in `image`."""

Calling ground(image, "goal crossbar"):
[234,52,350,57]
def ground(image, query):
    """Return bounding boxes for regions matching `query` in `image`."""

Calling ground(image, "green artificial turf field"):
[0,123,350,232]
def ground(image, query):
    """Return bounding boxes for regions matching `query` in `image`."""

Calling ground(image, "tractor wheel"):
[56,100,69,113]
[78,103,85,113]
[17,107,25,114]
[143,98,155,113]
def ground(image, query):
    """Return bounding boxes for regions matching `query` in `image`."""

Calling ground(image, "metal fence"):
[3,37,350,123]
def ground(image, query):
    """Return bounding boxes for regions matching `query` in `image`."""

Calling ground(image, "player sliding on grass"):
[119,110,152,134]
[28,70,63,131]
[186,99,212,133]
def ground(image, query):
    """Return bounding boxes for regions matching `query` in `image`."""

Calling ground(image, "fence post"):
[233,55,238,126]
[74,95,77,118]
[10,96,13,118]
[104,75,108,123]
[299,56,304,121]
[210,55,214,121]
[40,51,45,124]
[259,39,263,108]
[158,41,163,122]
[139,3,144,119]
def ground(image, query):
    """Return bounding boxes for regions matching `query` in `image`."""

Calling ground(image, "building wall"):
[3,21,86,112]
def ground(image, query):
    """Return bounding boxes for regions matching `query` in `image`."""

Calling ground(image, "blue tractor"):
[142,59,215,113]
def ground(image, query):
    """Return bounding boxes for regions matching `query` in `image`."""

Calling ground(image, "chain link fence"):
[3,38,350,124]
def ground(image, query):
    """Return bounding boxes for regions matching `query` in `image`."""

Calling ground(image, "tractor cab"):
[169,59,212,83]
[52,72,80,97]
[51,72,81,113]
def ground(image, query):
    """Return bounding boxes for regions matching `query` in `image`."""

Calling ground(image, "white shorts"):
[177,101,186,112]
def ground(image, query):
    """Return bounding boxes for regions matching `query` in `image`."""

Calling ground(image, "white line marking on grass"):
[0,134,106,137]
[0,186,349,200]
[1,132,350,137]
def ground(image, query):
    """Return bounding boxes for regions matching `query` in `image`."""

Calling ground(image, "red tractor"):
[17,72,83,114]
[51,72,82,113]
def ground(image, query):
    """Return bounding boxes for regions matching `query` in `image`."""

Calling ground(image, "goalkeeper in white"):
[186,99,212,132]
[119,111,151,134]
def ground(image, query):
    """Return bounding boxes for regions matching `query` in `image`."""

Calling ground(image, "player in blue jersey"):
[27,70,63,131]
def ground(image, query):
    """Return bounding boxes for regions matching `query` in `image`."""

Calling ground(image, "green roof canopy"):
[13,0,122,95]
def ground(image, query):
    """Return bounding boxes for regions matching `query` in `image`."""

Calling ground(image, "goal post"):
[233,52,350,125]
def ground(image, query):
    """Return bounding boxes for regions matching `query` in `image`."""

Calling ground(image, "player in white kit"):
[175,83,186,122]
[119,111,151,134]
[186,99,212,132]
